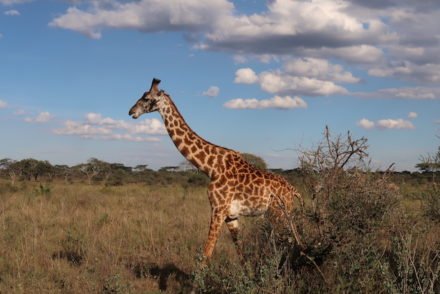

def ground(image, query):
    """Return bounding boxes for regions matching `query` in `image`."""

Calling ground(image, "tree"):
[54,164,72,184]
[75,158,106,184]
[19,159,39,181]
[133,164,149,172]
[0,158,21,185]
[241,153,267,170]
[178,160,197,172]
[0,158,14,176]
[416,146,440,173]
[416,146,440,183]
[34,160,53,181]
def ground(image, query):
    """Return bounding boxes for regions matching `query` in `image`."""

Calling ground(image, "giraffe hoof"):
[196,255,210,270]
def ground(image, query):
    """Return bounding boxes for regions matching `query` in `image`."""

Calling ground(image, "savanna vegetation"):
[0,129,439,293]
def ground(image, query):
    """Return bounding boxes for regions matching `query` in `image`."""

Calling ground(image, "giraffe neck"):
[158,94,225,178]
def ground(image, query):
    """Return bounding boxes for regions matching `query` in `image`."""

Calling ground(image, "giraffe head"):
[129,78,163,119]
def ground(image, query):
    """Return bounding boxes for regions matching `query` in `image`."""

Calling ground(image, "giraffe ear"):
[150,78,161,94]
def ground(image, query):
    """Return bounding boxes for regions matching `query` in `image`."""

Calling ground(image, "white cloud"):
[129,118,167,135]
[102,133,160,142]
[233,55,247,64]
[358,117,415,130]
[368,62,440,83]
[85,112,128,129]
[360,87,440,100]
[49,0,233,39]
[258,71,348,96]
[234,68,258,84]
[54,120,112,136]
[4,9,19,16]
[202,86,220,97]
[48,0,440,88]
[85,112,166,135]
[358,118,375,129]
[50,0,390,56]
[24,111,53,123]
[284,58,360,83]
[0,99,7,108]
[408,112,418,119]
[377,119,415,129]
[204,0,389,54]
[305,45,384,64]
[224,95,307,110]
[0,0,30,5]
[54,112,166,142]
[236,60,353,97]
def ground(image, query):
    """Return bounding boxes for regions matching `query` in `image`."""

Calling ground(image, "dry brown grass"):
[0,178,438,293]
[0,180,245,293]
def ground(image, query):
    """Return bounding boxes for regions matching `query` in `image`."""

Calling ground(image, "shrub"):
[422,185,440,222]
[102,274,130,294]
[53,226,87,266]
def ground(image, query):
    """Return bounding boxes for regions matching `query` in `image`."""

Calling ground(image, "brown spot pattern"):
[157,93,301,262]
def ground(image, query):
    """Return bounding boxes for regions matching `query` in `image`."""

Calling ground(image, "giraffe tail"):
[294,191,305,212]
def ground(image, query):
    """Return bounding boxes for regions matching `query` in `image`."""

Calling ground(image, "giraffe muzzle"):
[128,107,139,119]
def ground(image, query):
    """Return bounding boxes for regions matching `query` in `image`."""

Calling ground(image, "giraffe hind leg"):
[225,217,245,264]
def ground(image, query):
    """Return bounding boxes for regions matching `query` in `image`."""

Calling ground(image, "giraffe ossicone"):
[129,78,303,262]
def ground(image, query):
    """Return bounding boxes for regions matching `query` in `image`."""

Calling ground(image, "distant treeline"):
[0,157,438,187]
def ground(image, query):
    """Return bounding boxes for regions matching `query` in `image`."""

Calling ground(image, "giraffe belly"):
[228,200,268,218]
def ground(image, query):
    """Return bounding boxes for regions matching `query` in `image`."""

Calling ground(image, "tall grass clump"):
[421,185,440,222]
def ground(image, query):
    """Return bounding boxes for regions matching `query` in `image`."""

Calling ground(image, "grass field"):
[0,181,245,293]
[0,178,439,293]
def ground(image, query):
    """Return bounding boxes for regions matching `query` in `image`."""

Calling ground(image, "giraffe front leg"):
[202,209,225,263]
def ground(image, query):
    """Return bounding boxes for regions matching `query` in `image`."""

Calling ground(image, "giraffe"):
[129,78,302,262]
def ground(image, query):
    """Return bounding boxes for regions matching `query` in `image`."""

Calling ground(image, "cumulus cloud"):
[234,68,258,84]
[24,112,53,123]
[236,60,353,97]
[4,9,19,16]
[54,112,166,142]
[377,119,415,129]
[258,71,348,96]
[49,0,440,88]
[408,112,418,119]
[0,99,7,108]
[103,134,160,142]
[54,120,112,136]
[303,45,384,64]
[368,62,440,83]
[358,117,415,130]
[202,86,220,97]
[224,95,307,110]
[0,0,30,5]
[359,87,440,100]
[204,0,390,54]
[49,0,233,39]
[284,58,360,83]
[50,0,391,58]
[358,118,375,129]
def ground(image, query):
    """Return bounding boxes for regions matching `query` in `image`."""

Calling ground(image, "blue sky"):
[0,0,439,170]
